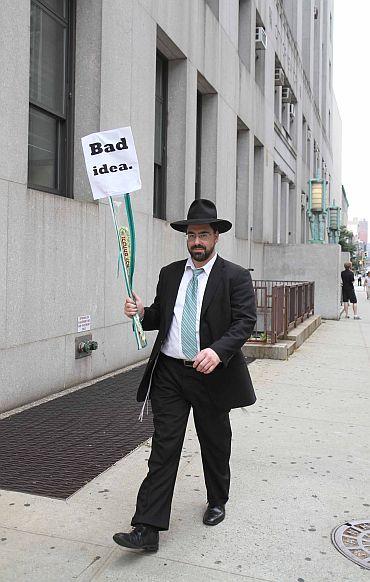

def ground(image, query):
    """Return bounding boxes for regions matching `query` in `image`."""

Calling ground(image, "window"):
[301,192,307,243]
[288,184,296,242]
[281,94,295,141]
[153,51,168,219]
[195,92,203,199]
[205,0,219,18]
[28,0,75,196]
[255,11,266,92]
[252,139,264,242]
[235,121,250,239]
[314,140,319,177]
[195,77,217,201]
[302,116,307,163]
[306,127,311,170]
[238,0,252,69]
[273,168,281,244]
[289,102,296,145]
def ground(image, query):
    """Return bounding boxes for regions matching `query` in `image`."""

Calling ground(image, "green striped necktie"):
[181,268,204,359]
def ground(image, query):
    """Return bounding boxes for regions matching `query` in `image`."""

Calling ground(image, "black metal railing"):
[249,280,315,344]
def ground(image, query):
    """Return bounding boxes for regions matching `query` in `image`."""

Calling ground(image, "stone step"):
[242,314,321,360]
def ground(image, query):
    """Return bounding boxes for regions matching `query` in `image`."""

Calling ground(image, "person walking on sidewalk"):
[341,261,360,319]
[364,271,370,300]
[357,273,362,286]
[113,199,257,552]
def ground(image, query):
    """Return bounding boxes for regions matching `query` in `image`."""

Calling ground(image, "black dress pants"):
[131,353,232,531]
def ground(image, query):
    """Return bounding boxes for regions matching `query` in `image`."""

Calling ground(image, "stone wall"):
[263,244,342,319]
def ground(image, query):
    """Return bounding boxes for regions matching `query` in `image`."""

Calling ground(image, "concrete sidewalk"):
[0,290,369,582]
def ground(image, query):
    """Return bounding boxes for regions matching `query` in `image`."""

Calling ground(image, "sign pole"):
[109,196,147,350]
[123,192,136,286]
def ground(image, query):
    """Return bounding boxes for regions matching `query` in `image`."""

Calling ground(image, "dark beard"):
[189,243,215,262]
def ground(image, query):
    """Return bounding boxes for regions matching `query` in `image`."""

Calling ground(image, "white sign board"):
[77,315,91,333]
[81,126,141,200]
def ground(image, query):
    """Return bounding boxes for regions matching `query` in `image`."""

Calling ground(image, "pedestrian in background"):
[341,262,360,319]
[364,271,370,300]
[357,273,362,286]
[113,199,257,552]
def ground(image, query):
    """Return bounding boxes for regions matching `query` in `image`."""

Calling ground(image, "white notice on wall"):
[81,126,141,200]
[77,315,91,333]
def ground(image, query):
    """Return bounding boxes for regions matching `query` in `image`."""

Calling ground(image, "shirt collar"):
[185,253,218,276]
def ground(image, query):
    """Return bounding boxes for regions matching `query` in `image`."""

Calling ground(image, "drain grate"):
[0,365,153,499]
[332,520,370,570]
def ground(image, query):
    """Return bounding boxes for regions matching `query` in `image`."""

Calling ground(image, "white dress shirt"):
[161,253,218,359]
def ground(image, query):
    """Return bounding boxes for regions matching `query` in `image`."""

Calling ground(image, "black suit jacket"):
[137,255,257,411]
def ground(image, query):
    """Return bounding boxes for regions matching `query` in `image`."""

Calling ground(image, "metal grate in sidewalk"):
[0,365,153,499]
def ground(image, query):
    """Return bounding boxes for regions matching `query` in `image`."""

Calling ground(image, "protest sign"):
[81,127,147,350]
[81,126,141,200]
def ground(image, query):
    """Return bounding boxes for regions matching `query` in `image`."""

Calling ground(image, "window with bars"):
[153,51,168,219]
[28,0,75,196]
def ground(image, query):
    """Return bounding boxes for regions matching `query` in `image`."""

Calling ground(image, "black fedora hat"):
[170,199,232,233]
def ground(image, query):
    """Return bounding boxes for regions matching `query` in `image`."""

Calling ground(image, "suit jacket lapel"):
[200,255,224,319]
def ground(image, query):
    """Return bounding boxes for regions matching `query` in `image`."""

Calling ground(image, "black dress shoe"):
[203,504,225,526]
[113,524,159,551]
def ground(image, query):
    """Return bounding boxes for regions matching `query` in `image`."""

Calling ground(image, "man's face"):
[186,224,219,263]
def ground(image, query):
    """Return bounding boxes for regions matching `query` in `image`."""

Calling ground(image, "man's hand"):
[124,292,144,319]
[193,348,221,374]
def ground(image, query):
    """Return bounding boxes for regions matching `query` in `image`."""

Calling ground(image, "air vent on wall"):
[255,27,267,50]
[274,68,285,86]
[282,87,291,102]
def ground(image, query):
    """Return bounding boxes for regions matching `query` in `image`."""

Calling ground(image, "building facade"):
[0,0,342,412]
[358,219,368,245]
[348,217,368,245]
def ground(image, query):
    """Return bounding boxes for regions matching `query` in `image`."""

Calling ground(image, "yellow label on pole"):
[119,227,131,272]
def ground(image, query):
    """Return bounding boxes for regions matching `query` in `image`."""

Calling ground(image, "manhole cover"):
[332,520,370,570]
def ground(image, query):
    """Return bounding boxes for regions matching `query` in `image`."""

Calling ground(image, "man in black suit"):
[113,199,257,552]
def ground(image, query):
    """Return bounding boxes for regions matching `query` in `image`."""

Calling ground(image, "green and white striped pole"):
[109,195,147,350]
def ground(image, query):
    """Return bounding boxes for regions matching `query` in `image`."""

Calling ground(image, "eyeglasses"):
[186,232,212,242]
